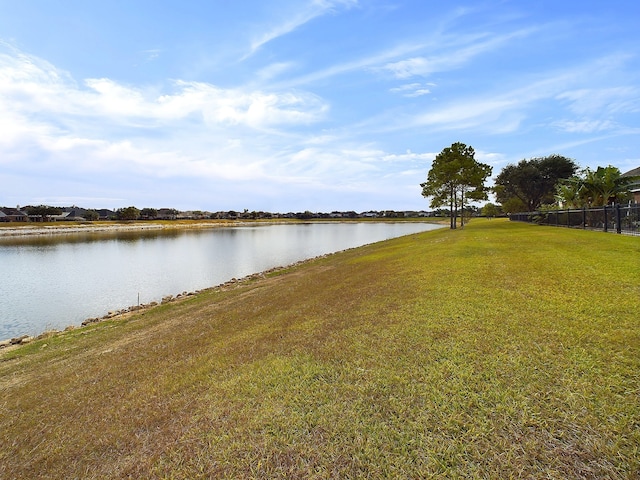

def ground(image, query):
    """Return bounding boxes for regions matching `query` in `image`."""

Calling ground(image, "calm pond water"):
[0,222,442,339]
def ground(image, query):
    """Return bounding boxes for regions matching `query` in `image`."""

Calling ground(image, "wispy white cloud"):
[551,119,618,133]
[381,27,539,79]
[389,83,434,97]
[359,52,640,140]
[276,23,539,94]
[254,62,297,83]
[0,46,335,190]
[381,149,436,162]
[244,0,358,59]
[158,81,329,128]
[556,86,640,116]
[138,49,161,65]
[0,48,329,132]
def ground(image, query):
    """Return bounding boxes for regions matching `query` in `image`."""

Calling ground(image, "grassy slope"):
[1,219,638,479]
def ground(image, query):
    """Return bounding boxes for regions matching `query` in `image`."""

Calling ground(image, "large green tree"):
[494,155,578,212]
[421,142,492,229]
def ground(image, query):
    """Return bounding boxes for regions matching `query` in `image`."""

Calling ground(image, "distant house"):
[0,207,29,222]
[623,167,640,204]
[96,209,115,220]
[52,207,89,221]
[157,208,178,220]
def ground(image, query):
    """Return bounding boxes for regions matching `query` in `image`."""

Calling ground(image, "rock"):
[36,330,60,340]
[0,339,11,348]
[20,336,34,345]
[10,335,29,345]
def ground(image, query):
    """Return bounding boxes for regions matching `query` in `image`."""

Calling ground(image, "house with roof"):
[96,209,115,220]
[0,207,29,222]
[623,167,640,204]
[157,208,178,220]
[52,207,89,221]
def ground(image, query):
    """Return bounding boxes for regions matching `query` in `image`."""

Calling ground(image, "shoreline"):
[0,250,335,351]
[0,218,441,238]
[0,220,252,237]
[0,220,442,346]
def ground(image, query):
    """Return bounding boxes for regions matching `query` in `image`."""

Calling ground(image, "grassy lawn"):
[1,219,638,479]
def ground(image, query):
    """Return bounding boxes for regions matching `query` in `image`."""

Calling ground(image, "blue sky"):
[1,1,639,212]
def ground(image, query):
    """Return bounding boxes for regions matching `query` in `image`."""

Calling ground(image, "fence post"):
[603,206,608,233]
[616,204,622,234]
[582,207,586,229]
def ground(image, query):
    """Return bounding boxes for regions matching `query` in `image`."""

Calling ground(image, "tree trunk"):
[450,185,456,229]
[460,189,465,228]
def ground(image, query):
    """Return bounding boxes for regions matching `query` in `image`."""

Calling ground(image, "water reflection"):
[0,227,183,247]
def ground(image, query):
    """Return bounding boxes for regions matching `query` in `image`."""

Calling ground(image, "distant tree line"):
[3,206,443,223]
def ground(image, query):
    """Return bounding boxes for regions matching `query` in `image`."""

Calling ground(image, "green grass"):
[1,219,639,479]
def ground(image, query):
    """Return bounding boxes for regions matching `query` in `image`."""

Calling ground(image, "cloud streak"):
[381,27,540,79]
[244,0,358,59]
[0,49,329,133]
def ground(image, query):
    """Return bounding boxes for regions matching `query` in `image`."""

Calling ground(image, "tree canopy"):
[140,208,158,219]
[556,165,639,207]
[24,205,62,222]
[116,206,140,221]
[421,142,492,229]
[494,155,577,212]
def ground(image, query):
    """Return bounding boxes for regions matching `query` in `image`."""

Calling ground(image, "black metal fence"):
[509,203,640,236]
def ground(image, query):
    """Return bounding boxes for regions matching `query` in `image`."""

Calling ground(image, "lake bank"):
[0,253,328,351]
[1,219,638,478]
[0,220,250,237]
[0,217,444,237]
[1,221,444,339]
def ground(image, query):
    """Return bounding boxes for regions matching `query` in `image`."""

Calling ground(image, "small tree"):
[84,209,100,221]
[140,208,158,219]
[116,206,140,221]
[482,203,500,218]
[421,142,492,229]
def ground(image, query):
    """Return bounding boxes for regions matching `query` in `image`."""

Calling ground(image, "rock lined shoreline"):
[0,254,330,352]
